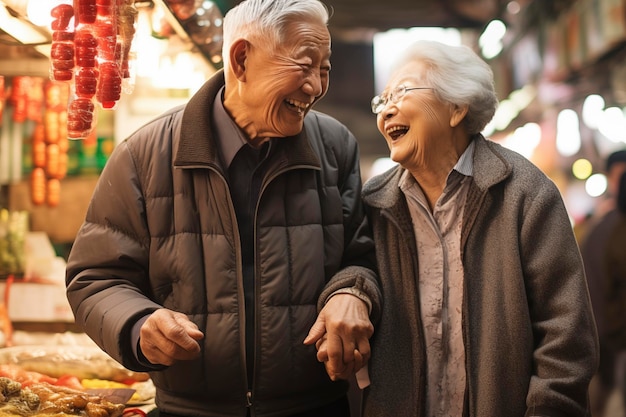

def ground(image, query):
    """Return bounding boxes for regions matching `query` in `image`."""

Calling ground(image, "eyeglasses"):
[371,84,433,114]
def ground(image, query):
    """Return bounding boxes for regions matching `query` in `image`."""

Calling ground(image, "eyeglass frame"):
[371,84,434,114]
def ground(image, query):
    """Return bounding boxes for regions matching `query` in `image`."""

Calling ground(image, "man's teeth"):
[286,98,310,112]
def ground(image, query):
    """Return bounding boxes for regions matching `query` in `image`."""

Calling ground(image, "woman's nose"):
[380,102,397,118]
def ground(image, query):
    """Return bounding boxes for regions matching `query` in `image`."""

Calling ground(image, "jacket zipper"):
[243,163,321,411]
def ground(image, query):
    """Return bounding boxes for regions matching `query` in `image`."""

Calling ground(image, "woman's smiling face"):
[376,61,455,171]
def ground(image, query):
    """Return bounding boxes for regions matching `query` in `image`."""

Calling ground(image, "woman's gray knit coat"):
[361,135,598,417]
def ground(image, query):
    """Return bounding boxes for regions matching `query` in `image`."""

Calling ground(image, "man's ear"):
[450,104,469,128]
[230,38,249,81]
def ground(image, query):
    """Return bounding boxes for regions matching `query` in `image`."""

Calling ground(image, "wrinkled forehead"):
[274,19,331,54]
[384,60,428,90]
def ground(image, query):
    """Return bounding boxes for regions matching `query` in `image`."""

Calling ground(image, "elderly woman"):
[360,40,598,417]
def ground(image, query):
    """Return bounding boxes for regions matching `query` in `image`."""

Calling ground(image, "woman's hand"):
[304,294,373,380]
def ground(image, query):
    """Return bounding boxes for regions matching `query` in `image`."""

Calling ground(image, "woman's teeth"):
[386,125,409,139]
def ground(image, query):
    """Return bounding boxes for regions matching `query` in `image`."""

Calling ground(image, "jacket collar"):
[174,70,320,171]
[471,135,511,191]
[174,70,225,168]
[363,135,511,209]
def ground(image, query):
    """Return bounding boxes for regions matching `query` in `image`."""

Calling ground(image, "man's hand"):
[303,293,373,381]
[139,309,204,366]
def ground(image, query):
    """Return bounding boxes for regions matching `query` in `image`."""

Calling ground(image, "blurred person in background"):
[601,170,626,415]
[580,149,626,417]
[65,0,381,416]
[357,39,598,417]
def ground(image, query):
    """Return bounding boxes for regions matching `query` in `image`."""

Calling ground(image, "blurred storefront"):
[0,0,623,279]
[484,0,626,223]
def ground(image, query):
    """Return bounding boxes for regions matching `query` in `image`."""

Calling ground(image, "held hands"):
[303,294,374,381]
[139,309,204,366]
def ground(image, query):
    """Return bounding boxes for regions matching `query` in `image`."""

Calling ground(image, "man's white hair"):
[222,0,329,69]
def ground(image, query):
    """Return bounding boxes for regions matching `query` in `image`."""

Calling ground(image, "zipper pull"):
[246,390,253,407]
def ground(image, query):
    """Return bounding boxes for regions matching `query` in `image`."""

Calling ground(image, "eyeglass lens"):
[371,85,431,114]
[371,85,408,114]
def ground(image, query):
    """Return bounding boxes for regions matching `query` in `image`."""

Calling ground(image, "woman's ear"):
[450,104,469,128]
[230,38,249,81]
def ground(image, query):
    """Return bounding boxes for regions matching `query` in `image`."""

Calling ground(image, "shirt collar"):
[212,86,250,169]
[453,139,475,177]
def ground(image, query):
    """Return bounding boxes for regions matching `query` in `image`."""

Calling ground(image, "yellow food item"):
[81,379,142,403]
[81,379,129,390]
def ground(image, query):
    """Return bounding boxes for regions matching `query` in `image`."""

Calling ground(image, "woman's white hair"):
[392,40,499,135]
[222,0,329,68]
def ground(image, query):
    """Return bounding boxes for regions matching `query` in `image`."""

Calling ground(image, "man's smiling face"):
[238,19,331,140]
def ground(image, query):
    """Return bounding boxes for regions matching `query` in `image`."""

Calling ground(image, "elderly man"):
[66,1,380,416]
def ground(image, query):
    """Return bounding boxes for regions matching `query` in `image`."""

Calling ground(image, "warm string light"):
[133,3,213,90]
[0,1,49,44]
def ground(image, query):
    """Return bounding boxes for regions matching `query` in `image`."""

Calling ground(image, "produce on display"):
[29,167,47,206]
[28,80,70,207]
[0,346,149,383]
[21,0,138,207]
[0,345,156,415]
[0,363,154,404]
[49,0,138,139]
[0,376,126,417]
[0,210,27,277]
[8,77,44,125]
